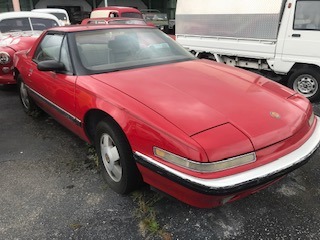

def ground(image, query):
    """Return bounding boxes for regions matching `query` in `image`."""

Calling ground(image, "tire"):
[95,120,142,194]
[288,68,320,102]
[17,75,39,115]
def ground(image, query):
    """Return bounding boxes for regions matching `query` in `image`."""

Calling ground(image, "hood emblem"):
[270,111,281,119]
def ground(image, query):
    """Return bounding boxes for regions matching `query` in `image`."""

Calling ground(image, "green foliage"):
[86,144,99,168]
[132,191,172,239]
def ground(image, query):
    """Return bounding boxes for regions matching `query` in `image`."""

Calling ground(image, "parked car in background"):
[13,24,320,208]
[90,6,143,19]
[70,11,90,24]
[32,8,70,26]
[0,11,61,86]
[141,9,169,32]
[81,17,148,26]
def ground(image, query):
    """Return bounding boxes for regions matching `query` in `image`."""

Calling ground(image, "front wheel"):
[288,68,320,102]
[17,75,39,115]
[94,120,142,194]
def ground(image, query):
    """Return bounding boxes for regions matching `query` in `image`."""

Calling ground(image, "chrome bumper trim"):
[135,117,320,192]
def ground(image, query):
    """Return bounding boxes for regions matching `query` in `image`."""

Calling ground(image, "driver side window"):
[294,1,320,30]
[33,33,72,73]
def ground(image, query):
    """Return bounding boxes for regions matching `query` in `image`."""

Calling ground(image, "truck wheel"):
[94,119,142,194]
[288,68,320,102]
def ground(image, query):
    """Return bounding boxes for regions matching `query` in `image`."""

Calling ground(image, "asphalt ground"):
[1,86,320,240]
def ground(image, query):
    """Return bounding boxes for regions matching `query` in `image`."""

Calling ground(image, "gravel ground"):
[1,86,320,240]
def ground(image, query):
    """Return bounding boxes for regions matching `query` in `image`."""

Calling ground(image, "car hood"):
[91,60,307,150]
[0,32,40,50]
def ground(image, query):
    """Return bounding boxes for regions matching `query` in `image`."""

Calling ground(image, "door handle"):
[28,69,33,77]
[292,34,301,38]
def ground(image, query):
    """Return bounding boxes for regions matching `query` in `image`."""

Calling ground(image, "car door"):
[281,0,320,63]
[28,32,80,129]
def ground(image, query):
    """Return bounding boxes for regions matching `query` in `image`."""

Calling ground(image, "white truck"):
[175,0,320,101]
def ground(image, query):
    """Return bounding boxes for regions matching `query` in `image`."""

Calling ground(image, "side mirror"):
[37,60,65,72]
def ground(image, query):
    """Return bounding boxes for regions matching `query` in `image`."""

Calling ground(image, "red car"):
[0,11,61,86]
[81,17,149,26]
[90,6,143,19]
[13,24,320,208]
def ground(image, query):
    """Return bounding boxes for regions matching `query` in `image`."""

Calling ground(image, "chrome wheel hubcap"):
[20,82,30,109]
[293,74,318,97]
[100,133,122,182]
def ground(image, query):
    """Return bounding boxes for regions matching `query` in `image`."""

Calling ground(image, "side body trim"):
[27,86,82,127]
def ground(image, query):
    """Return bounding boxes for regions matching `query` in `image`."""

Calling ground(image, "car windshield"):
[107,19,146,25]
[143,13,168,21]
[121,12,142,18]
[74,28,194,73]
[0,18,32,33]
[0,17,59,33]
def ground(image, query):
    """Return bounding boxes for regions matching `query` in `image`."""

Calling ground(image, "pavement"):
[1,86,320,240]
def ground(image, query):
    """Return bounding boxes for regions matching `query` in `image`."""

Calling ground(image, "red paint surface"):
[13,26,316,207]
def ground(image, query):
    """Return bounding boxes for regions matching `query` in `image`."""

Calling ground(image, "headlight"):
[154,147,256,173]
[309,112,315,126]
[0,52,11,64]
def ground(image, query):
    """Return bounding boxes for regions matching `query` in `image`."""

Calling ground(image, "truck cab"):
[176,0,320,101]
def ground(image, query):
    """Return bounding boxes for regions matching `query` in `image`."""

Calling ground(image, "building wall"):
[167,0,177,19]
[35,0,92,12]
[0,0,13,12]
[34,0,93,24]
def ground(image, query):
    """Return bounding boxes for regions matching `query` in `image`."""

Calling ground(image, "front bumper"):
[134,117,320,196]
[0,72,15,85]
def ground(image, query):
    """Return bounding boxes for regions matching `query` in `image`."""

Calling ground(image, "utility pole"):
[12,0,21,11]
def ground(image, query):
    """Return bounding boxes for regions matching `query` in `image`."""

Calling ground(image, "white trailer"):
[176,0,320,101]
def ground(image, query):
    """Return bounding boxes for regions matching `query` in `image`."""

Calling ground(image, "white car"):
[32,8,70,26]
[0,11,61,33]
[0,11,61,86]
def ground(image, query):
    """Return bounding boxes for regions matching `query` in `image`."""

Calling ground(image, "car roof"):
[0,11,60,21]
[81,17,147,25]
[92,6,141,13]
[32,8,68,14]
[48,24,153,33]
[141,9,161,13]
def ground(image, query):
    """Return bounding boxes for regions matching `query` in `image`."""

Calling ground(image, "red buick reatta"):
[13,24,320,208]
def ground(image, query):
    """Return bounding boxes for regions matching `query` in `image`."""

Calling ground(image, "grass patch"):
[132,191,172,239]
[64,144,98,172]
[86,144,99,167]
[69,223,82,230]
[85,144,171,238]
